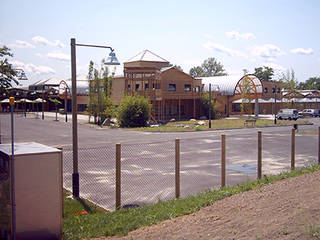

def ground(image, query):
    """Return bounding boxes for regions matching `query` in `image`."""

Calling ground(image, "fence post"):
[221,134,226,187]
[318,127,320,165]
[258,131,262,179]
[175,138,180,198]
[291,128,295,170]
[116,143,121,210]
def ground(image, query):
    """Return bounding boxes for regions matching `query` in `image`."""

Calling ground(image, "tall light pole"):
[70,38,120,198]
[273,85,280,124]
[209,83,212,128]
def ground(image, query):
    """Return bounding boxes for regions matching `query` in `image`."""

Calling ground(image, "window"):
[168,84,176,91]
[184,84,191,91]
[195,86,200,92]
[135,84,140,91]
[145,83,149,90]
[127,84,131,90]
[264,87,268,93]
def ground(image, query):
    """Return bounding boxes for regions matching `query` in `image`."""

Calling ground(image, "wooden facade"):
[111,50,202,121]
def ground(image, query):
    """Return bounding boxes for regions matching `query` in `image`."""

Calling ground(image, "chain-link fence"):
[62,144,116,210]
[61,127,319,211]
[121,141,175,208]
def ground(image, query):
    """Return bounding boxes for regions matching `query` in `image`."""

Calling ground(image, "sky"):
[1,0,320,87]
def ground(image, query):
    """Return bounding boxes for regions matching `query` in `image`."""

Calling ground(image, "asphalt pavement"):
[1,112,319,210]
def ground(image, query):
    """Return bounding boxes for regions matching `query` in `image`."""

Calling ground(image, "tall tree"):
[0,46,18,94]
[189,57,227,77]
[297,77,320,90]
[87,59,115,124]
[280,69,298,90]
[254,66,274,81]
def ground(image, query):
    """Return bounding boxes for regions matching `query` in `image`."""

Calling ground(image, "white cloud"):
[32,35,65,48]
[262,62,286,71]
[8,40,35,49]
[10,60,55,75]
[251,44,285,61]
[203,41,247,57]
[35,53,42,57]
[225,31,255,40]
[47,52,70,61]
[290,48,314,55]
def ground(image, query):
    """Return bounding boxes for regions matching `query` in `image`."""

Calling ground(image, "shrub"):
[200,92,219,119]
[117,95,151,127]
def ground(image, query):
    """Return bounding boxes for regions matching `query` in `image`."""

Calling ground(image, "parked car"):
[299,109,320,117]
[276,109,299,120]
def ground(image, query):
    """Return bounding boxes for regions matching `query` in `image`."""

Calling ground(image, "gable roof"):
[126,49,169,63]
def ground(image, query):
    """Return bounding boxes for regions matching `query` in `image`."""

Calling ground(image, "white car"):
[276,109,299,120]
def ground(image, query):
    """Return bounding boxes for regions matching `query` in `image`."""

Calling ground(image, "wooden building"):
[112,50,202,121]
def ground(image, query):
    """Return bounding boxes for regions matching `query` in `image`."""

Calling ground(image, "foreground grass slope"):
[63,164,320,240]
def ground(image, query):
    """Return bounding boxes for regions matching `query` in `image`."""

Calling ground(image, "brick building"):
[111,50,202,120]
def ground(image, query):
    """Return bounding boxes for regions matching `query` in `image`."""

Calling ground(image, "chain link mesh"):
[62,144,115,210]
[121,141,175,207]
[180,137,220,197]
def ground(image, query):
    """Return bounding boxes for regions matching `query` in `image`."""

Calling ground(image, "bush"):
[200,92,220,119]
[117,95,151,127]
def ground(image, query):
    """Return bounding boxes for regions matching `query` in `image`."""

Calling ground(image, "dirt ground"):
[101,171,320,240]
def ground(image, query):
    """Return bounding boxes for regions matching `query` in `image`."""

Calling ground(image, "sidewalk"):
[23,111,90,123]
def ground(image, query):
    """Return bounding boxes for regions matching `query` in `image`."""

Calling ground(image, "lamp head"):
[18,70,28,80]
[105,51,120,66]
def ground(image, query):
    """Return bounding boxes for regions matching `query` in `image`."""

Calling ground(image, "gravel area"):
[97,171,320,240]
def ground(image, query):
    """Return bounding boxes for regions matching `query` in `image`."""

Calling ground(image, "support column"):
[178,97,181,120]
[255,97,259,117]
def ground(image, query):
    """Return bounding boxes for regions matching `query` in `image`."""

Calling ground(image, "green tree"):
[280,69,298,90]
[189,57,227,77]
[297,77,320,90]
[189,66,204,77]
[49,98,62,121]
[87,59,115,124]
[200,92,218,119]
[254,66,274,81]
[117,95,152,128]
[0,46,18,94]
[240,77,253,114]
[280,69,298,108]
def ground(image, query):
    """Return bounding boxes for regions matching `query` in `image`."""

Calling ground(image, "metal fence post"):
[116,143,121,210]
[258,131,262,179]
[175,138,180,198]
[291,128,295,170]
[221,134,226,187]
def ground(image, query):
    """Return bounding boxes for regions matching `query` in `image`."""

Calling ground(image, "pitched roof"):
[30,77,62,86]
[126,49,169,63]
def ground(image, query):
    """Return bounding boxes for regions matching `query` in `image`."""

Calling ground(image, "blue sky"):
[1,0,320,86]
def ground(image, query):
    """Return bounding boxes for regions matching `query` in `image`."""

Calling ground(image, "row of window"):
[128,83,200,92]
[264,87,281,94]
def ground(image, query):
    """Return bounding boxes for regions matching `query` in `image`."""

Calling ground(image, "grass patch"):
[309,225,320,239]
[129,118,310,131]
[298,130,318,135]
[63,164,320,240]
[63,189,106,217]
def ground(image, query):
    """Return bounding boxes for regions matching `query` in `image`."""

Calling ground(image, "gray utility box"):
[0,142,62,240]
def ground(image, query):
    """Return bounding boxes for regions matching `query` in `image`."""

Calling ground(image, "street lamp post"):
[273,85,281,124]
[70,38,119,198]
[209,84,212,128]
[42,86,45,120]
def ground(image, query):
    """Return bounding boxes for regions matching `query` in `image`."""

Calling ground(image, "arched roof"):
[201,74,262,96]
